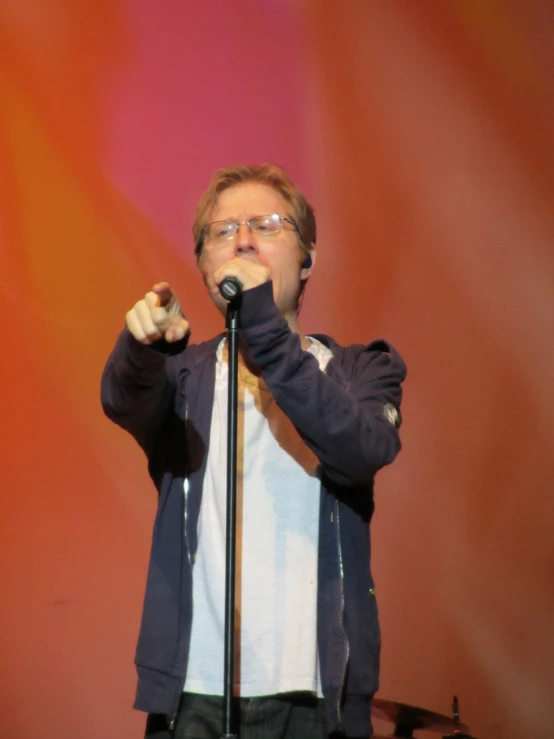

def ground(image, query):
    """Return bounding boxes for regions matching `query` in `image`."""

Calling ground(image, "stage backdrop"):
[1,2,553,738]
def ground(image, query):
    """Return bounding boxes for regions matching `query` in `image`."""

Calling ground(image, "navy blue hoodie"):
[101,281,406,736]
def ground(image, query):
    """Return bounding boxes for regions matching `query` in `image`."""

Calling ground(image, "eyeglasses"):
[201,213,298,247]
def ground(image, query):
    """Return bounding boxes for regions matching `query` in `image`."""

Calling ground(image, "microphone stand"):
[221,291,241,739]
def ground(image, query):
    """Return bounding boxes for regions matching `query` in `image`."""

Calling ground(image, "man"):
[101,164,406,738]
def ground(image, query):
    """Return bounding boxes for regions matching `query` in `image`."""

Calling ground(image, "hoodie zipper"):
[168,478,190,735]
[183,396,192,566]
[335,499,350,727]
[171,403,192,733]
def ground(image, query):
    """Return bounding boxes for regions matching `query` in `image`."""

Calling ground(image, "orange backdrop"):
[1,2,553,738]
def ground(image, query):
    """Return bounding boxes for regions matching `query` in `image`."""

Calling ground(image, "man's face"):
[198,182,313,319]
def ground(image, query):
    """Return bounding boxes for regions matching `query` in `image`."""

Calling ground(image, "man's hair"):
[193,163,316,259]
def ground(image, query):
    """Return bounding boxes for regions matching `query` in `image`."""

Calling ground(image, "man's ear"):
[300,245,316,280]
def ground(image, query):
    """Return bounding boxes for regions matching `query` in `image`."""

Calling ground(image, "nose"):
[234,223,259,257]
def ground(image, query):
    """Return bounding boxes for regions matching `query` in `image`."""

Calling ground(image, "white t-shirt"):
[184,337,333,697]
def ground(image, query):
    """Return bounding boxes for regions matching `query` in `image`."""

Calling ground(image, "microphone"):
[218,255,260,301]
[219,276,243,301]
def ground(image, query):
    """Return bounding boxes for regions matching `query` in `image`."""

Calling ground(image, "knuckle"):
[152,308,170,326]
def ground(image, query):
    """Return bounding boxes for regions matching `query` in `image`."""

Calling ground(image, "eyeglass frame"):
[198,213,299,250]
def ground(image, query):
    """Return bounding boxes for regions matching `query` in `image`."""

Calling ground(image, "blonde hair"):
[193,163,316,258]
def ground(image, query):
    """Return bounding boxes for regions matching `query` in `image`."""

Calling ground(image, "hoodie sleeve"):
[240,282,407,487]
[100,328,189,454]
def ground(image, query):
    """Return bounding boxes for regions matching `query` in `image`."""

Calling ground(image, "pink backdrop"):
[1,2,553,738]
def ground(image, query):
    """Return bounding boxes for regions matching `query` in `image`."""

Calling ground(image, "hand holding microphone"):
[216,255,270,301]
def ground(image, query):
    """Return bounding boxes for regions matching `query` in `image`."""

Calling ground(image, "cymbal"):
[371,697,469,733]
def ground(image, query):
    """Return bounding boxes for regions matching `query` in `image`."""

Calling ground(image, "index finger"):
[152,282,173,308]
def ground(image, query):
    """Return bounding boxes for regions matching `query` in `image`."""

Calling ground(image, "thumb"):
[165,317,190,344]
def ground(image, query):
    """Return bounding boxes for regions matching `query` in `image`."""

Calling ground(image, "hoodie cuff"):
[239,280,281,331]
[119,326,190,362]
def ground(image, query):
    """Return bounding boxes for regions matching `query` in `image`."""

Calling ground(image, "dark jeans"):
[144,692,363,739]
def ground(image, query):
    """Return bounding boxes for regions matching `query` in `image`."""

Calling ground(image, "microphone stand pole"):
[221,293,241,739]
